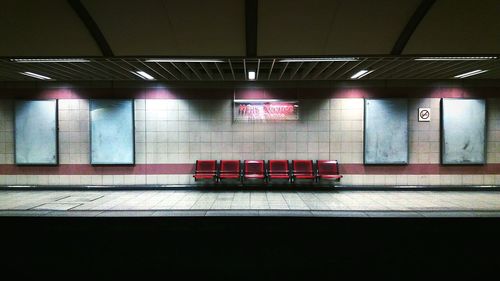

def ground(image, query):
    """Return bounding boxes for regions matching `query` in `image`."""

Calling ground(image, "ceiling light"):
[415,56,497,61]
[351,69,373,79]
[454,69,488,79]
[279,57,359,62]
[145,59,224,63]
[131,70,155,80]
[248,71,256,80]
[12,58,90,63]
[20,72,52,80]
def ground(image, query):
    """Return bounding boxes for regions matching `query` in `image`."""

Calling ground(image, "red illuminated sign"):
[234,100,299,121]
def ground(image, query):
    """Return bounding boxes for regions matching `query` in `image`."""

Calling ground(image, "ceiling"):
[1,57,499,81]
[0,0,499,81]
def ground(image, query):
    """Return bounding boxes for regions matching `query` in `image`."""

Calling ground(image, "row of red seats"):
[193,160,342,183]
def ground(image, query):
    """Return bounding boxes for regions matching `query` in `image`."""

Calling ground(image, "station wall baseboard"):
[0,184,499,192]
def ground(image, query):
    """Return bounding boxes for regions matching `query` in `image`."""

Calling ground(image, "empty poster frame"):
[364,99,409,164]
[441,98,486,165]
[90,99,135,165]
[14,99,58,165]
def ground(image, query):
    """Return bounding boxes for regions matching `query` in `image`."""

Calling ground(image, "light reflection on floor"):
[0,190,499,217]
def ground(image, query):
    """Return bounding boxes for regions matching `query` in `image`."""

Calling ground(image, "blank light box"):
[90,99,135,165]
[15,99,58,165]
[441,98,486,164]
[364,99,409,164]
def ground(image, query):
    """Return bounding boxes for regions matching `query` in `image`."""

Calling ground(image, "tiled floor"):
[1,190,500,217]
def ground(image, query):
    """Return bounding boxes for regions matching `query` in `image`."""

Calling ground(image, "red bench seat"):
[316,160,343,182]
[219,160,241,181]
[193,160,218,182]
[268,160,290,182]
[292,160,315,182]
[244,160,266,181]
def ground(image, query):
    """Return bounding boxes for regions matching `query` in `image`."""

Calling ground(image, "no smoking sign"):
[418,108,431,122]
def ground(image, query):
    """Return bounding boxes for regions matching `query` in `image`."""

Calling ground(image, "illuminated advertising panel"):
[233,99,299,121]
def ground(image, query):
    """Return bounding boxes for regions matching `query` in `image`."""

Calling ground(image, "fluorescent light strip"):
[248,71,256,80]
[279,57,359,62]
[131,70,155,80]
[454,69,488,78]
[20,72,52,80]
[351,69,373,79]
[145,59,224,63]
[12,58,90,63]
[415,56,497,61]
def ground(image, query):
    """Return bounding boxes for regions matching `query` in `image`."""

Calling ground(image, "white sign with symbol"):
[418,108,431,122]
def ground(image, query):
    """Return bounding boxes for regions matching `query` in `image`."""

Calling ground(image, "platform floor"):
[1,189,500,217]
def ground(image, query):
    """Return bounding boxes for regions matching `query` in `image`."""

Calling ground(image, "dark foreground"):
[1,217,499,280]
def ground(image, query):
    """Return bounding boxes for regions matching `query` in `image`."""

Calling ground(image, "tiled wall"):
[330,99,364,163]
[59,99,90,164]
[0,97,499,186]
[487,99,500,164]
[0,100,13,164]
[140,98,332,162]
[409,98,441,164]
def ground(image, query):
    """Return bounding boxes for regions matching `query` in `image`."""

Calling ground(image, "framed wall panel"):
[441,98,486,164]
[90,99,135,165]
[15,99,58,165]
[364,99,408,164]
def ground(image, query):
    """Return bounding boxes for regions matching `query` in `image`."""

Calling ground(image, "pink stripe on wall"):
[0,164,499,175]
[1,88,234,100]
[340,164,500,175]
[0,164,194,175]
[1,86,499,100]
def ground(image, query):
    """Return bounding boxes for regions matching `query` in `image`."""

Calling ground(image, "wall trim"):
[0,86,500,100]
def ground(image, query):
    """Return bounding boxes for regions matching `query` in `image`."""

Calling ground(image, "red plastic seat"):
[292,160,315,182]
[218,160,241,181]
[193,160,218,182]
[268,160,290,182]
[244,160,266,181]
[316,160,343,182]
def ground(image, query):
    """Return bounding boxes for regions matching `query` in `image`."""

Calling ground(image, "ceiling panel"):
[0,0,498,61]
[1,56,498,81]
[321,0,420,55]
[258,0,420,56]
[404,0,500,54]
[0,0,101,56]
[84,0,245,56]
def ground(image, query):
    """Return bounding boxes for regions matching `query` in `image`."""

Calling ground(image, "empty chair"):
[193,160,218,182]
[243,160,266,182]
[267,160,290,182]
[316,160,343,182]
[218,160,241,182]
[292,160,315,183]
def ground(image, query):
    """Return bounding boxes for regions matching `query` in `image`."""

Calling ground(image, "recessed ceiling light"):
[19,72,52,80]
[248,71,256,80]
[131,70,155,80]
[12,58,90,63]
[454,69,488,79]
[415,56,497,61]
[351,69,373,79]
[279,57,359,62]
[145,59,224,63]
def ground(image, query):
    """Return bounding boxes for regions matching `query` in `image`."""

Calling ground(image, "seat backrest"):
[268,160,289,174]
[220,160,240,173]
[196,160,217,173]
[317,160,339,175]
[244,160,265,175]
[293,160,314,175]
